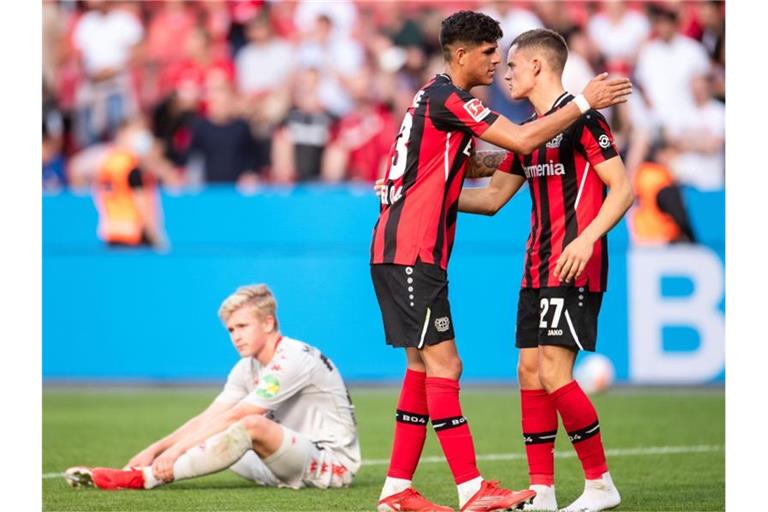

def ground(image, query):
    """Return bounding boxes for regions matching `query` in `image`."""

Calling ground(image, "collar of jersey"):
[533,91,574,120]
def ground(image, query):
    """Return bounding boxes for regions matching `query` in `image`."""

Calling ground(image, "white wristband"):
[573,94,591,114]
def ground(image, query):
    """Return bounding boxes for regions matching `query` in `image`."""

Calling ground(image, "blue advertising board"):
[43,185,724,384]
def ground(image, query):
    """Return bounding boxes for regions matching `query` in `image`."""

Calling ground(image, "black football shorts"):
[516,286,603,351]
[371,260,455,348]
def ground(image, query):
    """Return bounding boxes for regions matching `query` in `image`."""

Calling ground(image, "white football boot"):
[64,466,95,488]
[559,472,620,512]
[522,484,558,511]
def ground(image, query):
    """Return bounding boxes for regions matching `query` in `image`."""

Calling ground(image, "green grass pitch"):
[43,386,724,511]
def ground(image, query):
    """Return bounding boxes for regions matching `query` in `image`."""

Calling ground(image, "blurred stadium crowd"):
[41,0,724,195]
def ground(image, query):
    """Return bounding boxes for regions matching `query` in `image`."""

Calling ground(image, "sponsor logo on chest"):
[546,133,563,148]
[523,160,566,179]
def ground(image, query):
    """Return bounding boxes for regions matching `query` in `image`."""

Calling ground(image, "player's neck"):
[530,81,567,117]
[443,67,473,91]
[255,332,282,365]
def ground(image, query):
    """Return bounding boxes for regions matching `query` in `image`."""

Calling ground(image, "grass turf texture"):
[43,387,724,511]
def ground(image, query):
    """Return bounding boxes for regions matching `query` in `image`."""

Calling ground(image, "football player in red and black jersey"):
[458,29,634,511]
[371,12,632,512]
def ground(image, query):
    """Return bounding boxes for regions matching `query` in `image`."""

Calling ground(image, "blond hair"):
[218,284,279,329]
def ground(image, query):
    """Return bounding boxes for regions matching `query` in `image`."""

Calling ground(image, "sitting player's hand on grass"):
[554,235,594,283]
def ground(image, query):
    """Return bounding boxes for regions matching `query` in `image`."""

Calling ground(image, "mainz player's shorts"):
[228,424,355,489]
[371,260,455,348]
[516,287,603,351]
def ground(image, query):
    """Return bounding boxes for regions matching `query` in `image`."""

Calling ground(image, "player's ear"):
[455,46,467,66]
[263,315,276,333]
[532,57,541,76]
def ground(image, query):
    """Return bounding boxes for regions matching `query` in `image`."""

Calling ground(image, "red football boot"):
[378,487,455,512]
[460,480,536,512]
[64,466,145,490]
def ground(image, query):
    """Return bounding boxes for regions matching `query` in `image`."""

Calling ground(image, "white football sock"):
[141,466,162,489]
[457,475,483,508]
[379,476,412,500]
[522,484,557,511]
[561,471,620,512]
[170,422,253,482]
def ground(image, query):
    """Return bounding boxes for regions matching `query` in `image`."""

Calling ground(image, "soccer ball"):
[574,353,615,394]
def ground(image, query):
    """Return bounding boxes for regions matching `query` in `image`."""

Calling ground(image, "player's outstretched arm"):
[554,155,634,283]
[465,150,508,179]
[126,400,235,468]
[459,171,526,215]
[481,74,632,155]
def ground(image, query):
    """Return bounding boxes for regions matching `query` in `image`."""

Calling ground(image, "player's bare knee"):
[538,364,570,393]
[517,360,541,389]
[426,357,462,380]
[443,356,463,379]
[240,414,267,440]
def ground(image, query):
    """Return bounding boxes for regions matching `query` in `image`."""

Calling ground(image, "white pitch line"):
[361,444,722,466]
[42,444,722,479]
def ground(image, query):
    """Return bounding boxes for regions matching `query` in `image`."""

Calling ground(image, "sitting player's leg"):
[67,415,291,490]
[421,340,535,511]
[233,419,353,489]
[517,347,558,511]
[66,421,255,490]
[229,450,281,487]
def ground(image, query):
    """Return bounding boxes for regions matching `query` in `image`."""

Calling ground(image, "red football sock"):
[387,369,429,480]
[426,376,481,485]
[92,467,145,490]
[551,380,608,480]
[520,388,558,485]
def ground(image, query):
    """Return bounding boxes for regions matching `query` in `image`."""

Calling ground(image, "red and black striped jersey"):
[371,74,499,270]
[499,92,618,292]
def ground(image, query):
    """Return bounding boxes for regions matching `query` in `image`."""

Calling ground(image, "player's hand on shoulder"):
[554,236,594,283]
[582,72,633,110]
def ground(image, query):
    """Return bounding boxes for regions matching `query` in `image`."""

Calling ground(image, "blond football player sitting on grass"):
[65,284,361,491]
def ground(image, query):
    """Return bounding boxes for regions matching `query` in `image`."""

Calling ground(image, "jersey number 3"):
[389,112,413,181]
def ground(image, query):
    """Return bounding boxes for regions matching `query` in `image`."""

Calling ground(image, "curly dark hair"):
[439,10,503,61]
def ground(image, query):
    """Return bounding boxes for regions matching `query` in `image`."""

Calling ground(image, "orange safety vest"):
[93,149,155,245]
[629,161,681,244]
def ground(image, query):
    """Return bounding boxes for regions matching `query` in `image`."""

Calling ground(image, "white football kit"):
[213,336,361,488]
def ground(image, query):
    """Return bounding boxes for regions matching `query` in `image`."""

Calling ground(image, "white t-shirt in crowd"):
[297,36,364,115]
[294,0,358,40]
[481,6,543,52]
[635,34,710,131]
[563,53,595,95]
[587,9,650,62]
[73,9,143,74]
[236,40,295,95]
[667,99,725,191]
[214,336,361,472]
